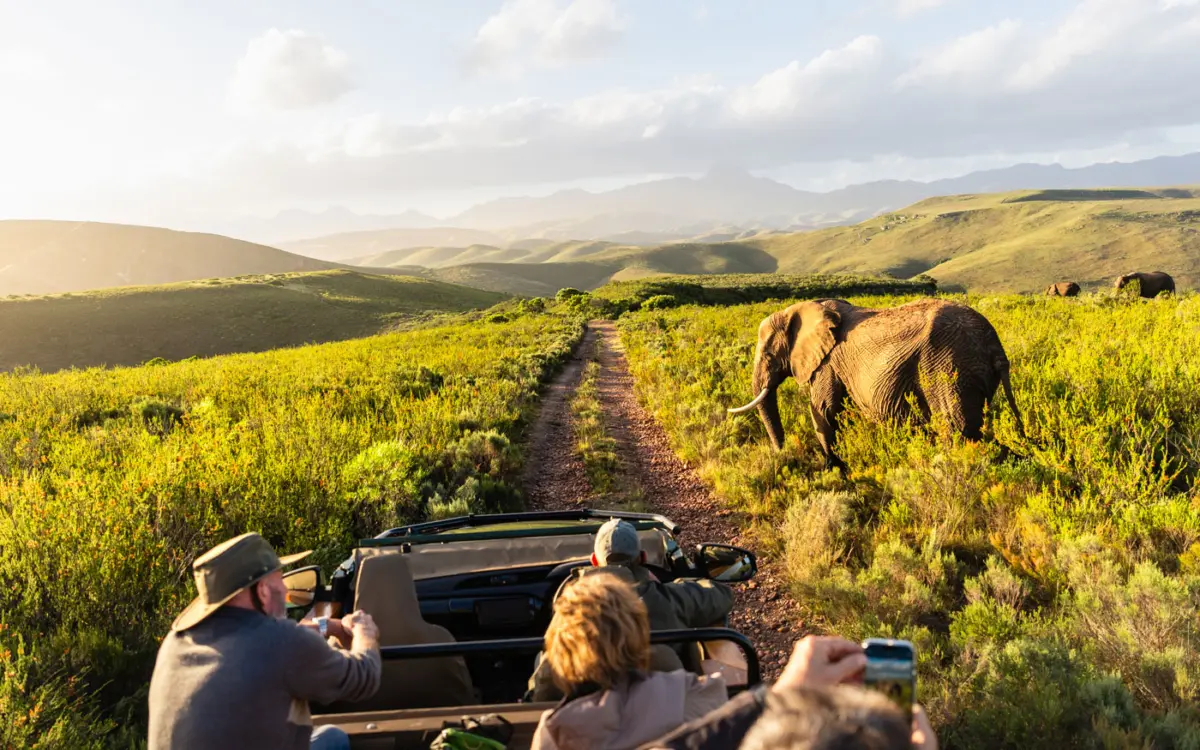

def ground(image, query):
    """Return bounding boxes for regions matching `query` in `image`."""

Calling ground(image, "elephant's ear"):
[788,301,841,384]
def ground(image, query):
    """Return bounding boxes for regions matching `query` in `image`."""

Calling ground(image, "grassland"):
[0,309,583,746]
[619,293,1200,746]
[0,270,507,372]
[0,220,345,296]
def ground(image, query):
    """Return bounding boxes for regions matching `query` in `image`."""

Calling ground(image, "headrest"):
[352,553,424,646]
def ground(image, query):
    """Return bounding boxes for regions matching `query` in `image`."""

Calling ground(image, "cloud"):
[897,20,1025,89]
[467,0,625,73]
[896,0,951,17]
[228,29,353,111]
[170,0,1200,207]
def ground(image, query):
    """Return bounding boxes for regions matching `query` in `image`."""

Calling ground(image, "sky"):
[1,0,1199,227]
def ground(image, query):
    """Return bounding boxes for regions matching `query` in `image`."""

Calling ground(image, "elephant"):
[1045,282,1080,297]
[728,298,1024,470]
[1115,271,1175,298]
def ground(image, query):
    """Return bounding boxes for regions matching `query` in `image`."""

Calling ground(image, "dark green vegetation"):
[0,309,583,746]
[620,294,1200,747]
[0,270,507,372]
[591,273,938,311]
[322,187,1200,297]
[0,220,341,296]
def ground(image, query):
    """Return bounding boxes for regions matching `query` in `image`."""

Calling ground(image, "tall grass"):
[0,312,583,745]
[619,293,1200,747]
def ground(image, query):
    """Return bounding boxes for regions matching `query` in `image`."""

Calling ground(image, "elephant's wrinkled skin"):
[1045,282,1080,297]
[1115,271,1175,298]
[731,298,1024,470]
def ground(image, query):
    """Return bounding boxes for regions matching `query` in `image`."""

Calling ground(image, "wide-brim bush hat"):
[172,532,311,631]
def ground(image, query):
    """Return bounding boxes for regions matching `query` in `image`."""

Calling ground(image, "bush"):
[342,440,426,531]
[640,294,677,311]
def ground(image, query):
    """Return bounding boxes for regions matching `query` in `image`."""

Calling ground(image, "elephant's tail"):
[999,366,1025,439]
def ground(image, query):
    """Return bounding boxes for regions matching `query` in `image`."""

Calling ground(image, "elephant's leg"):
[809,370,848,471]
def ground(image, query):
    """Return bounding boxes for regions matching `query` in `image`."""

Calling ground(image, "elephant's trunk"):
[751,362,786,451]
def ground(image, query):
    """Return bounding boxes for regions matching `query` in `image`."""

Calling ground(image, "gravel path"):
[523,320,799,680]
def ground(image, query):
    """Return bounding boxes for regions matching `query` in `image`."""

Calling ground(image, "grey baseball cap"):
[594,518,641,566]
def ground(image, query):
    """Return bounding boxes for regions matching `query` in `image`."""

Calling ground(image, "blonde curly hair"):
[543,571,651,692]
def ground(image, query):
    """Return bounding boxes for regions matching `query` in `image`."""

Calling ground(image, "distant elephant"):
[1115,271,1175,298]
[728,298,1024,470]
[1045,282,1080,297]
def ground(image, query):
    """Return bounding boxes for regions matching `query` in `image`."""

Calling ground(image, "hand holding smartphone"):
[861,638,916,720]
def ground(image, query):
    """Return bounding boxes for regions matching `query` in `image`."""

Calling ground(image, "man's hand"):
[342,610,380,650]
[912,704,937,750]
[774,636,867,691]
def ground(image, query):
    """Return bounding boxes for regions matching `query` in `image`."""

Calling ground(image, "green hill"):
[341,187,1200,297]
[752,187,1200,292]
[0,270,506,371]
[0,220,344,296]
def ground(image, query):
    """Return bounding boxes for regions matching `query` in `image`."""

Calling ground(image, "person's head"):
[740,686,911,750]
[543,571,650,692]
[592,518,646,568]
[171,532,311,631]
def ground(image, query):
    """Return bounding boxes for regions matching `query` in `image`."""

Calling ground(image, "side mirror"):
[695,544,757,582]
[282,565,321,611]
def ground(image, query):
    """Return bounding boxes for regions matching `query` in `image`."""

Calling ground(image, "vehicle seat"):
[323,553,477,711]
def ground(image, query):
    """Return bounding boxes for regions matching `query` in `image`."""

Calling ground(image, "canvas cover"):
[356,528,672,581]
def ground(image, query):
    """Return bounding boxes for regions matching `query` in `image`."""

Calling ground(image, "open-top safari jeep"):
[282,509,762,750]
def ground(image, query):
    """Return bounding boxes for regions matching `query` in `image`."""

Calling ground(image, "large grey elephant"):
[1045,282,1080,297]
[729,298,1024,470]
[1115,271,1175,298]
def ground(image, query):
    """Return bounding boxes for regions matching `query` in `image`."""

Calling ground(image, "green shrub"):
[640,294,677,310]
[342,440,426,531]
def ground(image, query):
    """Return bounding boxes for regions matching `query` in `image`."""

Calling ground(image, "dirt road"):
[522,320,798,679]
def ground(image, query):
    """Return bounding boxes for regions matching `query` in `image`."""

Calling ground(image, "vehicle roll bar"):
[376,627,761,687]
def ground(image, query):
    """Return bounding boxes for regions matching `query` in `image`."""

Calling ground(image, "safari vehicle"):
[282,509,762,749]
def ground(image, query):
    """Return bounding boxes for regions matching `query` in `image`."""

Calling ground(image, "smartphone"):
[861,638,915,719]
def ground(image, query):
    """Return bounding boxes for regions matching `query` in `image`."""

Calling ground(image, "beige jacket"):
[531,670,728,750]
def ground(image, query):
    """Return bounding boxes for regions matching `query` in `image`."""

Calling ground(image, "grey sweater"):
[148,607,381,750]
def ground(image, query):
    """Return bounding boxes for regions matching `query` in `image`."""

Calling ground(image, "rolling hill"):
[367,187,1200,296]
[414,241,779,296]
[753,187,1200,293]
[0,220,342,296]
[0,270,506,371]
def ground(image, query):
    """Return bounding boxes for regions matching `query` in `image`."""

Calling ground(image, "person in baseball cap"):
[592,516,645,567]
[149,532,382,750]
[527,518,736,701]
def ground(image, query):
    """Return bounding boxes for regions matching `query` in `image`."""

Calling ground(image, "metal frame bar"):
[377,627,761,686]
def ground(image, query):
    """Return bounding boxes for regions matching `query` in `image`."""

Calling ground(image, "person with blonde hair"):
[530,571,728,750]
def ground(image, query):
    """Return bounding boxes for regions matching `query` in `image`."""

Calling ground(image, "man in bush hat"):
[149,532,381,750]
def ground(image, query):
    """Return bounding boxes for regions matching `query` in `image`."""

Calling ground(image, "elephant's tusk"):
[728,388,770,415]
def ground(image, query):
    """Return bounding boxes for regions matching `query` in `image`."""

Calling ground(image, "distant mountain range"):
[241,152,1200,249]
